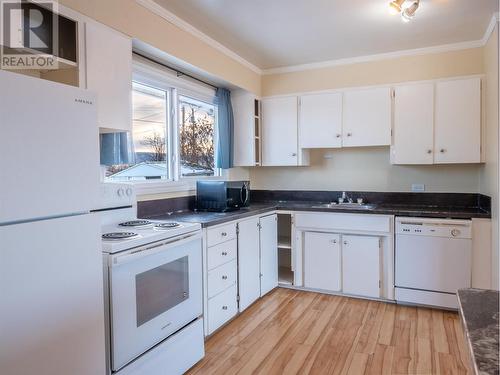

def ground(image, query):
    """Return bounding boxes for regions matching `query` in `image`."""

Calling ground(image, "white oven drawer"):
[207,239,237,271]
[207,284,238,334]
[207,260,237,299]
[207,223,237,247]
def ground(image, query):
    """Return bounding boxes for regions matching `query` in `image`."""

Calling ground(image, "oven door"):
[109,232,202,371]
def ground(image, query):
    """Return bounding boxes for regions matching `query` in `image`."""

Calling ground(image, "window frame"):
[127,56,221,196]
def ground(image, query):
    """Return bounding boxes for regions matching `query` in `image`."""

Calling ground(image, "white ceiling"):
[152,0,498,70]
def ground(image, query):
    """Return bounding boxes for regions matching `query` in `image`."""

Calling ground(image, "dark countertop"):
[145,201,490,227]
[457,289,499,375]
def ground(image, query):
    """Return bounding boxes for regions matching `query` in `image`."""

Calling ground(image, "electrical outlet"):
[411,184,425,192]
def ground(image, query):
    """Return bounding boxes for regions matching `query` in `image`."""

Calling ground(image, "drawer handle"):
[222,275,228,280]
[221,251,228,256]
[222,306,228,310]
[221,232,227,237]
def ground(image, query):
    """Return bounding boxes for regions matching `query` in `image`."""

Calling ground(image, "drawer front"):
[207,239,237,270]
[295,213,392,233]
[207,260,237,299]
[207,222,237,247]
[208,284,238,334]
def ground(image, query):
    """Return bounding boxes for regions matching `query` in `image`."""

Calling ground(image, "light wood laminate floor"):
[188,288,471,375]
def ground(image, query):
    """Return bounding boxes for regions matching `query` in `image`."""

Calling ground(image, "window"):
[178,96,216,177]
[104,70,219,185]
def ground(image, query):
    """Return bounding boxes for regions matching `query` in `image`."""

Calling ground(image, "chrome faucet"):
[341,191,353,204]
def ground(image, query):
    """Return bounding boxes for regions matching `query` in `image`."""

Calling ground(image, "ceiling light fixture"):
[388,0,406,15]
[401,0,420,22]
[388,0,420,22]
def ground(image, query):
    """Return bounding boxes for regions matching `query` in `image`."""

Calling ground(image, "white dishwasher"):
[395,217,472,309]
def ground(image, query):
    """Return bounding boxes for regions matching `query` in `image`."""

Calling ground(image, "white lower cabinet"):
[260,214,279,296]
[205,222,238,335]
[342,235,381,298]
[204,214,279,334]
[207,260,238,299]
[238,214,278,313]
[304,232,341,291]
[237,217,261,311]
[207,285,238,334]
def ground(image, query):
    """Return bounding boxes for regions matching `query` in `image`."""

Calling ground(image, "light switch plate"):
[411,184,425,192]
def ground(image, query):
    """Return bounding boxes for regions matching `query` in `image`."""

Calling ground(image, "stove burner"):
[119,220,152,228]
[154,222,181,230]
[102,232,139,240]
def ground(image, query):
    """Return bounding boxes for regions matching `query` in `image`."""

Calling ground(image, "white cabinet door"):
[343,87,391,147]
[262,97,299,166]
[342,235,381,298]
[237,217,261,311]
[392,83,434,164]
[299,93,343,148]
[260,214,278,296]
[434,78,481,164]
[232,92,257,166]
[85,21,132,132]
[304,232,341,291]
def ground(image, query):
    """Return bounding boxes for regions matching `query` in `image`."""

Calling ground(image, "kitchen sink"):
[311,202,376,210]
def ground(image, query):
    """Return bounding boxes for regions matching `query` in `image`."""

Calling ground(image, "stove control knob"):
[117,188,125,197]
[126,188,133,196]
[451,229,460,237]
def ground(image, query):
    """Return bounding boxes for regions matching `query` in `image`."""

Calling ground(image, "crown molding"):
[261,40,484,75]
[136,0,262,75]
[481,12,500,45]
[136,0,498,77]
[262,12,500,75]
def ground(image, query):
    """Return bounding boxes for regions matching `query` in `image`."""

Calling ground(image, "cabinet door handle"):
[427,149,432,154]
[336,134,341,138]
[221,232,227,237]
[292,153,297,157]
[343,241,348,245]
[221,251,228,256]
[331,239,337,244]
[347,133,352,137]
[222,305,228,310]
[222,275,228,280]
[440,149,446,153]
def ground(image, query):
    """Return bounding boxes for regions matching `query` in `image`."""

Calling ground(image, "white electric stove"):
[101,219,201,254]
[99,183,205,375]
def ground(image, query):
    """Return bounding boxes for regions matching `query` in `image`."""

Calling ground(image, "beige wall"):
[250,148,481,192]
[251,48,485,193]
[60,0,261,95]
[262,48,484,96]
[480,24,499,289]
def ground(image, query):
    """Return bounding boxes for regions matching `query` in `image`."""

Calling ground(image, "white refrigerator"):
[0,70,106,375]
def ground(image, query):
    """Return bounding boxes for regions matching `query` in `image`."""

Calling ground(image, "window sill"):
[133,180,195,196]
[132,174,225,197]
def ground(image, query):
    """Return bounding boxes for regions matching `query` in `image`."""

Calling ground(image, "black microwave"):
[196,181,250,212]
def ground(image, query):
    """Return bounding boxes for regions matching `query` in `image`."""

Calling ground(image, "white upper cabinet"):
[392,83,435,165]
[299,93,343,148]
[342,87,391,147]
[262,96,309,166]
[85,20,132,132]
[434,78,481,164]
[232,91,261,166]
[392,77,482,165]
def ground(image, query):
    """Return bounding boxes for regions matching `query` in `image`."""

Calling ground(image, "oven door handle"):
[110,232,202,267]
